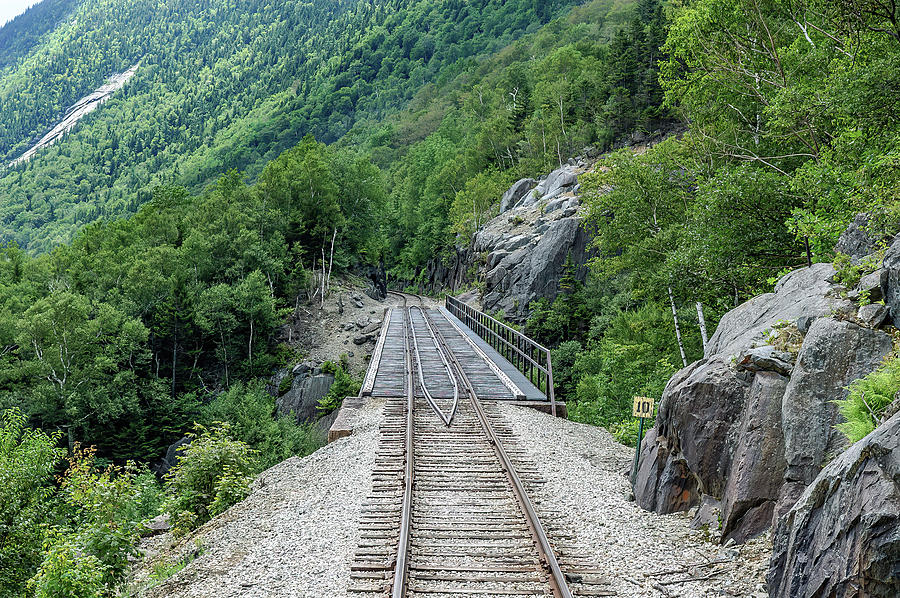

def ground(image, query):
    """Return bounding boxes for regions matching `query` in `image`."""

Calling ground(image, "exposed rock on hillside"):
[473,161,594,319]
[273,362,335,423]
[635,248,897,546]
[414,159,595,320]
[768,411,900,598]
[884,236,900,327]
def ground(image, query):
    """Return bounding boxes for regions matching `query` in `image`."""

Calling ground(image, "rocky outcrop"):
[769,411,900,598]
[634,257,895,546]
[781,319,893,486]
[705,263,849,357]
[480,217,591,319]
[883,235,900,328]
[500,178,537,213]
[273,362,335,423]
[835,213,879,263]
[472,161,595,320]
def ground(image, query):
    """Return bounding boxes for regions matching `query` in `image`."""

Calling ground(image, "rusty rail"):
[445,295,557,416]
[423,308,573,598]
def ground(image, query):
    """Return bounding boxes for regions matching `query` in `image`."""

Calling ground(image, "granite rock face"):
[883,235,900,328]
[634,253,895,547]
[834,212,879,263]
[274,363,335,423]
[706,263,849,358]
[500,178,537,213]
[769,411,900,598]
[781,318,892,485]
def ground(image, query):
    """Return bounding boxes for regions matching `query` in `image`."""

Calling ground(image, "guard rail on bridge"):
[445,296,557,416]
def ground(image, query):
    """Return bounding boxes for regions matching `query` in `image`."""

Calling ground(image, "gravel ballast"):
[130,398,385,598]
[497,403,771,598]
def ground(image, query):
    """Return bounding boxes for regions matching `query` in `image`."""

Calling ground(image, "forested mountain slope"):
[0,0,579,251]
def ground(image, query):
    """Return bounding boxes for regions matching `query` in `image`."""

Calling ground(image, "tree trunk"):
[326,228,337,294]
[171,325,177,398]
[248,318,254,366]
[696,301,709,356]
[668,287,688,368]
[221,330,229,387]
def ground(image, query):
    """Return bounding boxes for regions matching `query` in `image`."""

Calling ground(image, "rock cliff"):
[413,158,596,321]
[635,233,898,548]
[768,411,900,598]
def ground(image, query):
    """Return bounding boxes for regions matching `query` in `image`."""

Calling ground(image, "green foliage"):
[58,445,160,585]
[28,531,105,598]
[164,423,256,536]
[568,304,679,431]
[201,381,323,471]
[832,252,881,290]
[836,355,900,443]
[0,0,581,252]
[379,0,673,278]
[0,408,64,597]
[317,360,362,416]
[661,0,900,258]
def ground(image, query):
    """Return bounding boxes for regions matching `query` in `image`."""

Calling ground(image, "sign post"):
[630,396,654,485]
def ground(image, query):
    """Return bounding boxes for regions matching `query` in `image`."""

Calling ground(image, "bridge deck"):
[365,307,545,402]
[438,307,546,402]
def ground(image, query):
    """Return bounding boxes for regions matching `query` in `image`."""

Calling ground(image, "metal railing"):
[445,296,557,416]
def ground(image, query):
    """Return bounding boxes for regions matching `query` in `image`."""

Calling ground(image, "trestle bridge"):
[340,293,612,598]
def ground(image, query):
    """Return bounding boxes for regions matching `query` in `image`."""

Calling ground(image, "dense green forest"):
[524,0,900,440]
[1,0,898,594]
[0,0,580,251]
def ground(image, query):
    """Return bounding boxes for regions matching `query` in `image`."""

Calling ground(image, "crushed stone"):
[127,398,385,598]
[497,403,771,598]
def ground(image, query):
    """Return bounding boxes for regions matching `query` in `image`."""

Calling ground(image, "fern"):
[836,356,900,443]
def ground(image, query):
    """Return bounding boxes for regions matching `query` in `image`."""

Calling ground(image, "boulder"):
[634,426,700,514]
[782,318,893,485]
[533,165,578,200]
[353,333,375,345]
[544,197,569,213]
[858,269,886,302]
[720,371,788,543]
[883,235,900,328]
[276,368,335,423]
[706,263,849,358]
[769,411,900,598]
[499,178,537,213]
[858,303,889,329]
[361,320,382,335]
[834,212,878,263]
[736,346,794,376]
[634,357,746,510]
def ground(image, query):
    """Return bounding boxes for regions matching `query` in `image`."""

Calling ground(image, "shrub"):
[550,340,582,400]
[28,532,104,598]
[164,423,256,535]
[202,381,323,470]
[836,355,900,443]
[317,360,361,416]
[59,445,161,584]
[0,408,64,596]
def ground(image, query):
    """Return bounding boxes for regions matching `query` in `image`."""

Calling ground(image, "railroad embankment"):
[129,399,771,597]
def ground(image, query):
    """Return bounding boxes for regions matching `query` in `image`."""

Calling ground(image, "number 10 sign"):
[632,396,654,419]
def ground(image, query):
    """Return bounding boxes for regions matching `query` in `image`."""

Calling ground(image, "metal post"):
[630,417,645,486]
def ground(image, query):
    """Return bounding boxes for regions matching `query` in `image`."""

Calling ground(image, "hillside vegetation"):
[0,0,579,251]
[0,0,897,595]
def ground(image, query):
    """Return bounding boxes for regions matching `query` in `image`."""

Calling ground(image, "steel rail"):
[408,306,459,427]
[390,306,415,598]
[423,308,574,598]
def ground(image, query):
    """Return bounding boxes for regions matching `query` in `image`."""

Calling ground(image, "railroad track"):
[350,296,613,597]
